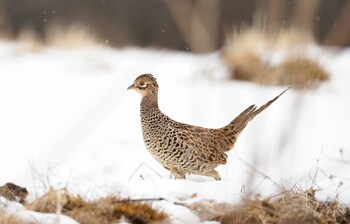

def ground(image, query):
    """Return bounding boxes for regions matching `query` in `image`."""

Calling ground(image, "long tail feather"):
[218,87,289,152]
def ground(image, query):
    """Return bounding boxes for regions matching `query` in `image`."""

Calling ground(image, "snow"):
[0,40,350,223]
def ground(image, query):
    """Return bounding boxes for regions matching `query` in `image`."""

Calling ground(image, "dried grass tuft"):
[15,22,98,53]
[222,28,330,89]
[262,56,330,88]
[219,188,350,224]
[45,23,98,48]
[27,188,168,224]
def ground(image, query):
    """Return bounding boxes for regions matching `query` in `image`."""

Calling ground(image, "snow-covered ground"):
[0,40,350,223]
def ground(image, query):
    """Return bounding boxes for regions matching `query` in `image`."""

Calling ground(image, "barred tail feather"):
[218,88,289,152]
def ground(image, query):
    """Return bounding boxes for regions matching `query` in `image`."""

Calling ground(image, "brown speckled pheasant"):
[127,74,287,180]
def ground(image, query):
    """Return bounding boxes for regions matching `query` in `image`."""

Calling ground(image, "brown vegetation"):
[178,185,350,224]
[0,184,167,223]
[2,183,350,223]
[222,28,330,88]
[27,188,168,224]
[267,56,329,88]
[219,188,350,224]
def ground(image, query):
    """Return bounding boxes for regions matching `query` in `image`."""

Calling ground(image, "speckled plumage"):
[128,74,287,180]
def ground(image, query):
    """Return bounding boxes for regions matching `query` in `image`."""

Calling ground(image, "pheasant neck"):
[141,94,159,112]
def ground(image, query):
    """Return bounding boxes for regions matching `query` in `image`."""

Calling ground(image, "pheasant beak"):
[127,84,134,90]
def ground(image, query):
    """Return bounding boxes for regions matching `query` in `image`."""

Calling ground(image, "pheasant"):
[127,74,287,180]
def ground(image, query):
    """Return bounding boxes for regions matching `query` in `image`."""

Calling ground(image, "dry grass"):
[0,185,167,223]
[218,188,350,224]
[263,56,330,88]
[2,183,349,223]
[0,212,28,224]
[26,188,168,224]
[222,28,330,89]
[45,23,98,48]
[15,23,98,53]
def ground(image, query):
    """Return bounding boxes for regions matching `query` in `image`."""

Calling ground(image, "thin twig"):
[128,162,164,180]
[234,155,282,190]
[112,197,166,203]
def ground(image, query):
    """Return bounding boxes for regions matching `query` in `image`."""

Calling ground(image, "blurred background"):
[0,0,349,53]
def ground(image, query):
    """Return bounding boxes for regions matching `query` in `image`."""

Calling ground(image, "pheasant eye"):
[139,82,147,88]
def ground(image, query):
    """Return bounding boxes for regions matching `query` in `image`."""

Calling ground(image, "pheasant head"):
[127,74,159,97]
